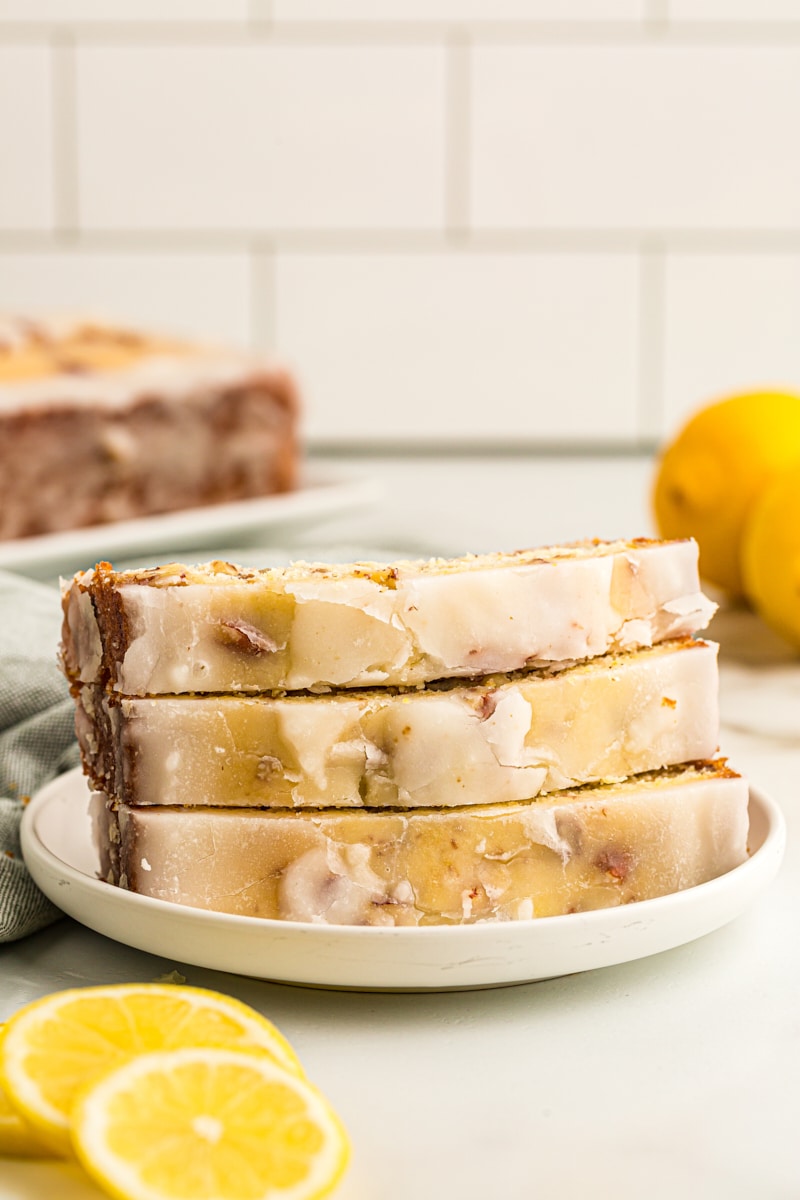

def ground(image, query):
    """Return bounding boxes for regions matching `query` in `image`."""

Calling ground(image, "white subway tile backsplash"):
[0,0,246,20]
[662,253,800,436]
[0,252,253,345]
[76,45,445,231]
[2,17,797,451]
[0,47,52,230]
[274,251,639,443]
[274,0,643,19]
[472,46,800,231]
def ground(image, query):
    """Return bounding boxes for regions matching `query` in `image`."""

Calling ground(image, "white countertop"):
[3,454,799,1200]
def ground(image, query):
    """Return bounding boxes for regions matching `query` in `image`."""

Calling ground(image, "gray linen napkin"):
[0,569,80,943]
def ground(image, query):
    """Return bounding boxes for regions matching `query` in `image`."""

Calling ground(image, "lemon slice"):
[0,984,302,1156]
[72,1047,350,1200]
[0,1076,57,1159]
[0,1023,54,1158]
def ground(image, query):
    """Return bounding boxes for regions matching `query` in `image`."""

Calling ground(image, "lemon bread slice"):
[75,639,719,810]
[61,538,715,695]
[91,760,748,926]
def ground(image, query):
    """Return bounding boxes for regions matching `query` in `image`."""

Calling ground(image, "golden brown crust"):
[74,537,696,592]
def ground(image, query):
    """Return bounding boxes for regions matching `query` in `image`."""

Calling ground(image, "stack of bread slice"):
[60,537,749,926]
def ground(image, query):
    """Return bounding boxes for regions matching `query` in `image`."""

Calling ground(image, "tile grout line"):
[306,438,660,458]
[247,0,273,26]
[4,234,800,260]
[444,30,471,239]
[643,0,671,33]
[2,230,800,254]
[4,21,800,46]
[4,231,800,258]
[50,31,79,236]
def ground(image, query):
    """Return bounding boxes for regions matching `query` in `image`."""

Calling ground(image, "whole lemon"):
[741,466,800,650]
[652,391,800,595]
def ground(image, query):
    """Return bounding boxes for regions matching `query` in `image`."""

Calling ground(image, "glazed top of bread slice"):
[66,535,680,589]
[62,537,716,695]
[0,315,295,412]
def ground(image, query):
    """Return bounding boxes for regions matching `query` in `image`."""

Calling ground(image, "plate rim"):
[21,767,786,991]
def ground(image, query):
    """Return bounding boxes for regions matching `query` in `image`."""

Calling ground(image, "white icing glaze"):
[277,704,354,791]
[0,350,279,413]
[481,690,535,768]
[278,843,389,923]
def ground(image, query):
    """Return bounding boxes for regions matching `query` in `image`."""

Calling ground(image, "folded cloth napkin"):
[0,569,80,943]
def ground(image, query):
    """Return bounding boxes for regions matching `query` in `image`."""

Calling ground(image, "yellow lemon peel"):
[741,467,800,650]
[653,391,800,595]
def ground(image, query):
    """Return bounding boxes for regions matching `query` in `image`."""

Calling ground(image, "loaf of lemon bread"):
[0,315,300,540]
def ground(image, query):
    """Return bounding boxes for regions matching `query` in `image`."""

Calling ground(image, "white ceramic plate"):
[0,469,379,579]
[22,768,785,993]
